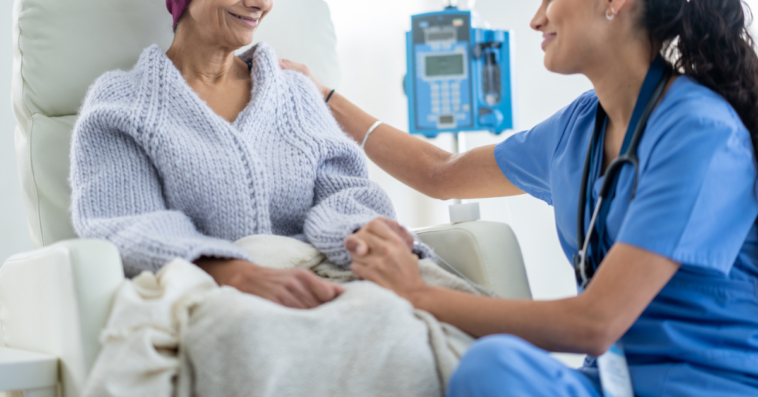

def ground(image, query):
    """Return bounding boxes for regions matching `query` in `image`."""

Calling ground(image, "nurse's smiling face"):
[530,0,634,75]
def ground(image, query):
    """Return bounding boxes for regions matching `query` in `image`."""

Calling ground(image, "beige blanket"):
[83,235,489,397]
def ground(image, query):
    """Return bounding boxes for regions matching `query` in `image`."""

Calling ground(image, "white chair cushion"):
[11,0,340,247]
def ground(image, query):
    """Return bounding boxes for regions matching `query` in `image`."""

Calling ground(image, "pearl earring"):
[606,6,617,21]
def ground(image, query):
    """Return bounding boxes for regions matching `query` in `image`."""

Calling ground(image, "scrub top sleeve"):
[617,115,758,274]
[495,91,597,205]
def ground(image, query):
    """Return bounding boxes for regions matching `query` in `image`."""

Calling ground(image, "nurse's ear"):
[606,0,633,20]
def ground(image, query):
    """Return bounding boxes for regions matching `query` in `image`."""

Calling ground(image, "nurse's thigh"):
[447,334,601,397]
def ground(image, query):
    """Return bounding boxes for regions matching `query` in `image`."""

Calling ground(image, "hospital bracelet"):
[361,120,383,150]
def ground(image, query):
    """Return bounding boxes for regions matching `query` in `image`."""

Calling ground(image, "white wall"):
[0,1,32,263]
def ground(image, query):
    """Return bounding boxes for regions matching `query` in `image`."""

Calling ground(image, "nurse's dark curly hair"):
[641,0,758,190]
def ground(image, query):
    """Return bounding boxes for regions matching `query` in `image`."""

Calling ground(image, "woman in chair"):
[70,0,407,309]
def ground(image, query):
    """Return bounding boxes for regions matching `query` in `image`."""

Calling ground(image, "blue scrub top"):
[495,76,758,392]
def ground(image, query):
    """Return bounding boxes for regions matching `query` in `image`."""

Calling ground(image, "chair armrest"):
[0,239,125,397]
[414,221,532,299]
[0,347,57,394]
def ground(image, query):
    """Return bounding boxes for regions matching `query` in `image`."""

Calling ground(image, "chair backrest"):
[12,0,341,248]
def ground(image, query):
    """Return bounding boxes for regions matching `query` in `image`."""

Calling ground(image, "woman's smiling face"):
[530,0,611,75]
[182,0,273,48]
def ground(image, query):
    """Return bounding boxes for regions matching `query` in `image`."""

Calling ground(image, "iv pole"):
[445,0,478,207]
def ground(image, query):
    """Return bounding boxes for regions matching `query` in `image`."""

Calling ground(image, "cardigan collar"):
[138,42,283,132]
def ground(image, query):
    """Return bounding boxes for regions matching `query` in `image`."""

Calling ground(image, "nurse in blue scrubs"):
[283,0,758,395]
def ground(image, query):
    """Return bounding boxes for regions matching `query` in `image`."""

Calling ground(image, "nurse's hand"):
[346,219,428,302]
[347,217,415,256]
[196,258,344,309]
[279,59,332,100]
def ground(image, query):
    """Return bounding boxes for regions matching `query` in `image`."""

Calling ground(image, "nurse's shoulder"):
[655,76,749,139]
[645,76,753,161]
[560,89,600,124]
[633,75,757,205]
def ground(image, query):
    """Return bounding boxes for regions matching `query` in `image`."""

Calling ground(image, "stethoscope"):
[573,57,673,289]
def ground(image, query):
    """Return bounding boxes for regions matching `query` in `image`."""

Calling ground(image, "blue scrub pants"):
[448,335,758,397]
[447,335,602,397]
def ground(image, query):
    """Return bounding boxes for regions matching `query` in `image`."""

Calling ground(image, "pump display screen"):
[427,31,456,42]
[425,54,464,77]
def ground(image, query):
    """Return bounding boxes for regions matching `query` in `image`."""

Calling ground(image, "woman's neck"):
[166,27,242,86]
[585,43,655,133]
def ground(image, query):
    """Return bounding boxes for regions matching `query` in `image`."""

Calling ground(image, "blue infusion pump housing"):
[405,8,514,137]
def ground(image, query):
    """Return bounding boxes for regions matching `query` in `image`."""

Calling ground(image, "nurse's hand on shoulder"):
[279,59,331,100]
[346,218,428,301]
[195,258,344,309]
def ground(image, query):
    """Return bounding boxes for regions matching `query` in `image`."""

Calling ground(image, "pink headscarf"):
[166,0,192,27]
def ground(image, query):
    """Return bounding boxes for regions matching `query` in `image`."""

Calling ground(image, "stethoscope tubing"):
[575,65,673,288]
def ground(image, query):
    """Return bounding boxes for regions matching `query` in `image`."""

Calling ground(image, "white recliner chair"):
[0,0,531,396]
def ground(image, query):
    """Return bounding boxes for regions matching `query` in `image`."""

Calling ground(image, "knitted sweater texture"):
[70,43,395,277]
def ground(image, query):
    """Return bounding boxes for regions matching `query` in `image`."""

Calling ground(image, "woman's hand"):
[345,218,428,302]
[196,258,344,309]
[278,59,332,100]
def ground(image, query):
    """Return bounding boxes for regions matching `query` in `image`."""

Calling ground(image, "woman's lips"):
[541,33,557,50]
[229,11,259,27]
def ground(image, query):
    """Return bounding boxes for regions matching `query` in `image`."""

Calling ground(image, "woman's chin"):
[230,33,255,49]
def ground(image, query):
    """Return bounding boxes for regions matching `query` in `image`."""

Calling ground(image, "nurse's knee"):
[449,335,544,393]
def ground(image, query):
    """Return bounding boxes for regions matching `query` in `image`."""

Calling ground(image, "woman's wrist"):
[195,257,259,286]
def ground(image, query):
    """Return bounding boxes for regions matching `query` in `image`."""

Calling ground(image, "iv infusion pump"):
[405,7,514,137]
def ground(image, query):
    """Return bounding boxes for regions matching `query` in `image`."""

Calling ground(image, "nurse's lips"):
[541,32,557,49]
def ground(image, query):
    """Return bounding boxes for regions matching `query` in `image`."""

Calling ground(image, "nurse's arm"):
[279,60,523,200]
[350,220,681,356]
[416,244,680,356]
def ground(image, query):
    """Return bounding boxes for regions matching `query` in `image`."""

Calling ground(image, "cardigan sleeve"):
[302,139,397,267]
[70,101,251,278]
[282,72,393,266]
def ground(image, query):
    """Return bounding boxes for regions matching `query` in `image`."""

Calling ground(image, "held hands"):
[346,217,415,255]
[345,218,428,302]
[196,258,344,309]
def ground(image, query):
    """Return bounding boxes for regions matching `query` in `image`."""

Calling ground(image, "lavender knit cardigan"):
[70,43,395,277]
